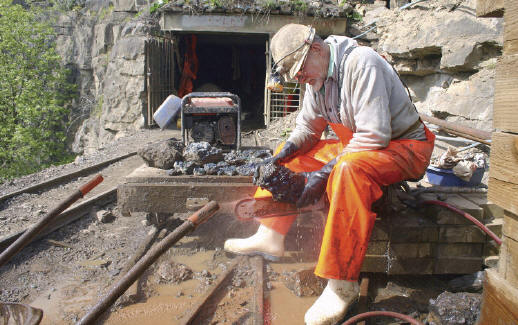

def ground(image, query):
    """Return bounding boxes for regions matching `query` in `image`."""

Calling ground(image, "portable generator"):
[180,92,241,150]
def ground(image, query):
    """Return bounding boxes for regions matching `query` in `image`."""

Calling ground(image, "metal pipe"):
[76,201,220,325]
[0,174,103,268]
[420,114,492,144]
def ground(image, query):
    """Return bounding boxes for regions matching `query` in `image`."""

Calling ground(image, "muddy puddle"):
[103,246,320,325]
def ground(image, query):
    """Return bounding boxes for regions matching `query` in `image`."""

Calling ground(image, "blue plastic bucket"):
[426,166,484,187]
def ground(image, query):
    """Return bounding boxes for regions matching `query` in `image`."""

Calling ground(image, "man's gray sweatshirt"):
[287,36,426,154]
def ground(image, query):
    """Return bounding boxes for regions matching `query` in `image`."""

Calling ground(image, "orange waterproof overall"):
[255,123,435,281]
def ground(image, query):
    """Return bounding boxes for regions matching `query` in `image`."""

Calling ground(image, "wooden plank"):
[488,132,518,184]
[493,55,518,132]
[476,0,504,17]
[478,268,518,324]
[488,177,518,216]
[504,0,518,54]
[503,209,518,241]
[500,237,518,287]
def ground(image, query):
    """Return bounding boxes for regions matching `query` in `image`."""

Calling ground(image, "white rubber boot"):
[223,224,285,261]
[304,279,360,325]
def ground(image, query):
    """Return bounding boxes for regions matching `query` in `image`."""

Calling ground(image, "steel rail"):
[0,187,116,254]
[180,256,245,325]
[0,175,104,268]
[0,151,136,203]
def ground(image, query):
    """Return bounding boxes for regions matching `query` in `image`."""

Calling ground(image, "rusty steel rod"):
[420,114,492,144]
[76,201,220,325]
[0,187,116,254]
[0,174,103,268]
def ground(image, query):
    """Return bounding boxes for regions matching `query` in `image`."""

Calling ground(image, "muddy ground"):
[0,116,487,324]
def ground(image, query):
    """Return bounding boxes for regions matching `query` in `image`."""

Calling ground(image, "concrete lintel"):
[118,182,256,215]
[160,13,347,36]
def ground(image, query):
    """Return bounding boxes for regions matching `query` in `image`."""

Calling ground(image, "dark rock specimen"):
[167,161,197,175]
[427,291,481,325]
[183,141,224,165]
[203,163,218,175]
[138,139,184,169]
[253,162,305,204]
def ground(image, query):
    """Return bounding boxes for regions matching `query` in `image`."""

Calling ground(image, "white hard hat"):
[270,24,315,81]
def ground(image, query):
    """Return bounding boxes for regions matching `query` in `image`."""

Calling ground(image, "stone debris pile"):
[138,139,273,176]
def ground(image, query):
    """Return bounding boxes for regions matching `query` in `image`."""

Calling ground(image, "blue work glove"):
[272,141,299,165]
[296,158,337,208]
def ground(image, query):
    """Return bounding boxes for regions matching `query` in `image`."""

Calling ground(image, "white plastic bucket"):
[153,94,182,130]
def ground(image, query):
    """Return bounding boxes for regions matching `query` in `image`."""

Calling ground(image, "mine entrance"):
[146,31,303,130]
[177,32,268,130]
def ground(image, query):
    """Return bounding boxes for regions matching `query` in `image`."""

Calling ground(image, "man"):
[224,24,435,324]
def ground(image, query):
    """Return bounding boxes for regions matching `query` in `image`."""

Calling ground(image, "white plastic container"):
[153,94,182,130]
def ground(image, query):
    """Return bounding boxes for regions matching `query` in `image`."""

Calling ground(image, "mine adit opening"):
[178,32,268,130]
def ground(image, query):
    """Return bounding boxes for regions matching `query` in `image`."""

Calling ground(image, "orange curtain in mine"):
[178,35,199,98]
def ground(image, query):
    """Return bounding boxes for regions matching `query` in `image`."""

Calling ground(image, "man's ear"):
[310,42,324,53]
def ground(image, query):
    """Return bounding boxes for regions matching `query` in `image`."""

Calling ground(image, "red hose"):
[422,200,502,246]
[342,311,423,325]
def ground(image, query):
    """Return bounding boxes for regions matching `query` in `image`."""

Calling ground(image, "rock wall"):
[60,0,502,154]
[367,0,502,132]
[55,0,159,154]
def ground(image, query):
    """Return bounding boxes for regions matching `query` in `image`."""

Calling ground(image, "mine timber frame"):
[145,34,177,126]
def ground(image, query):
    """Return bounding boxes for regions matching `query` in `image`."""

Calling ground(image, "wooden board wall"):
[505,0,518,54]
[481,0,518,322]
[488,132,518,214]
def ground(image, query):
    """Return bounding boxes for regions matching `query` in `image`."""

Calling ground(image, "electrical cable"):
[342,310,424,325]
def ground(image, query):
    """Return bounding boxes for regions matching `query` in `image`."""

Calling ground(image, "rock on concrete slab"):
[138,139,184,170]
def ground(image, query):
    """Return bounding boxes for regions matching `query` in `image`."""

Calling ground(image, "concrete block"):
[366,241,388,255]
[388,257,434,275]
[437,243,483,257]
[434,257,483,274]
[439,226,486,243]
[389,243,434,258]
[185,197,210,211]
[361,255,387,273]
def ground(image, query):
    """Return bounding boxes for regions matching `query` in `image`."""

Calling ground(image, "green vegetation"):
[291,0,307,13]
[150,0,169,13]
[346,10,363,22]
[0,0,75,181]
